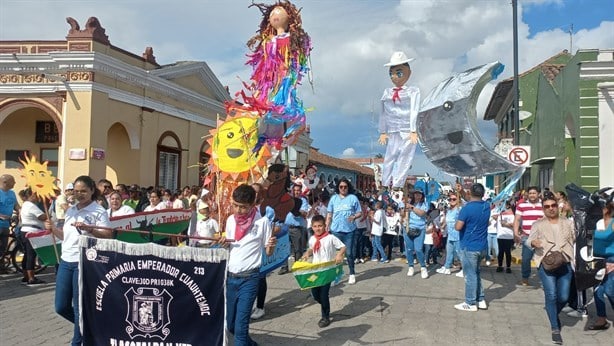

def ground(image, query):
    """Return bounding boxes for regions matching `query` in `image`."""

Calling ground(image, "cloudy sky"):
[1,0,612,180]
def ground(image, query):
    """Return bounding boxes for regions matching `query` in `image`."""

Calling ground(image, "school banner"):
[79,237,227,346]
[109,209,192,243]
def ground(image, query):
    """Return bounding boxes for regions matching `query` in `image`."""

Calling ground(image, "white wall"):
[598,83,614,187]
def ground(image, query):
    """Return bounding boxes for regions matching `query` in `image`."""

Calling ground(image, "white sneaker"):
[478,300,488,310]
[454,302,477,312]
[455,270,464,278]
[407,267,414,277]
[348,274,356,285]
[250,308,265,319]
[436,267,451,275]
[485,260,491,266]
[421,267,429,279]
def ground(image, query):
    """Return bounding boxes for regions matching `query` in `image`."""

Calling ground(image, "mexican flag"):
[291,260,344,290]
[26,230,62,266]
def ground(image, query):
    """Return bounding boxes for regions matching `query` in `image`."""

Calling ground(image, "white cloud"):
[341,148,356,157]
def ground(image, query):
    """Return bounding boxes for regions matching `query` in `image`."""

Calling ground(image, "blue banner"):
[260,231,290,275]
[80,237,227,346]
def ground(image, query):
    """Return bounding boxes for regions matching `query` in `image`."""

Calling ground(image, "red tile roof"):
[309,148,374,176]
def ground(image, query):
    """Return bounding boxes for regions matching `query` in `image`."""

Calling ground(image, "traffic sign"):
[507,146,530,166]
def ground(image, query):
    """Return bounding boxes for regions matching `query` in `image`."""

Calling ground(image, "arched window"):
[157,132,182,190]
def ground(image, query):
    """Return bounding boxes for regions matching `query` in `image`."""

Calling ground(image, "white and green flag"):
[291,260,343,290]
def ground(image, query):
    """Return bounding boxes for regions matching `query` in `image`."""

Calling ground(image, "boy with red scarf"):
[218,184,276,346]
[300,215,345,328]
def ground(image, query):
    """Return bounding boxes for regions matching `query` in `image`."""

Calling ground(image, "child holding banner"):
[218,184,276,346]
[300,215,346,328]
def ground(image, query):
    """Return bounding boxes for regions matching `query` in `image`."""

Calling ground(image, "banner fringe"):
[79,236,228,262]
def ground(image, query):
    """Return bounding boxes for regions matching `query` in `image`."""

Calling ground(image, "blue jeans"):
[404,228,426,267]
[444,239,460,269]
[371,235,387,261]
[595,259,614,318]
[226,272,260,346]
[486,233,498,261]
[311,282,332,319]
[332,231,356,275]
[460,249,486,305]
[55,260,81,345]
[537,263,572,331]
[521,235,534,279]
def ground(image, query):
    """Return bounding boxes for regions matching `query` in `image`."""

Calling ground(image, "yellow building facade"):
[0,17,230,190]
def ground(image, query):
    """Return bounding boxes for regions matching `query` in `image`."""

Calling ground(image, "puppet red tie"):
[392,87,403,104]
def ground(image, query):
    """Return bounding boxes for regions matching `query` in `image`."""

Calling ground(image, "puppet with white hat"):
[378,51,421,190]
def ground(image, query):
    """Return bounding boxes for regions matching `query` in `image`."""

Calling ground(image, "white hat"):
[65,183,74,190]
[200,188,210,198]
[197,200,209,210]
[384,51,415,67]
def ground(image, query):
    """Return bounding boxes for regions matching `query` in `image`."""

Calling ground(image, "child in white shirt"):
[192,200,218,247]
[301,215,345,328]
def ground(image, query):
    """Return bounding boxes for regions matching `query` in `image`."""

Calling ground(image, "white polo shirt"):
[225,213,272,274]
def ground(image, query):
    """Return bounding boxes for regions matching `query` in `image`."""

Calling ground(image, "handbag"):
[541,251,567,272]
[406,227,422,239]
[541,245,567,272]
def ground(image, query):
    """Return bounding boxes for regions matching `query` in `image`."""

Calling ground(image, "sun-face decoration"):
[19,153,59,201]
[206,106,271,182]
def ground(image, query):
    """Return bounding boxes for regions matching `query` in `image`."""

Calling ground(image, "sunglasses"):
[543,203,558,209]
[339,185,348,189]
[449,198,457,201]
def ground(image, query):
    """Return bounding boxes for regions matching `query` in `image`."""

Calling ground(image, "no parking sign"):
[507,146,531,166]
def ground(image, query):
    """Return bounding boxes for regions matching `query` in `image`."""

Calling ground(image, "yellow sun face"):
[19,154,59,201]
[207,107,270,182]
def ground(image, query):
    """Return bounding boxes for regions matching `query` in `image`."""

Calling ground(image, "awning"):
[530,156,555,165]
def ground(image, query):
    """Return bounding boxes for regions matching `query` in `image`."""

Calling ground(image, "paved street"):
[1,257,612,346]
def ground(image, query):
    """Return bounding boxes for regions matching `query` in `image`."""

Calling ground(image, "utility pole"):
[512,0,520,145]
[568,23,573,53]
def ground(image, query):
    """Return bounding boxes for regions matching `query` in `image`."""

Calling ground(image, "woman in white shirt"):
[44,175,112,345]
[496,201,515,273]
[144,190,167,212]
[106,191,135,218]
[19,188,47,285]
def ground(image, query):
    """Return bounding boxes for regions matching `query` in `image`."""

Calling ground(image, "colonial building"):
[485,49,614,191]
[0,17,231,190]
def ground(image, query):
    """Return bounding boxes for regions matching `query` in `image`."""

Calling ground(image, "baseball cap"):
[65,183,74,190]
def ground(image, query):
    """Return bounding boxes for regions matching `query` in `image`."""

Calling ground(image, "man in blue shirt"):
[454,183,490,312]
[0,174,20,273]
[326,178,361,284]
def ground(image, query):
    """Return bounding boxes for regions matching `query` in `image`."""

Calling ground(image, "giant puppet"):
[205,1,311,226]
[243,0,312,153]
[378,51,420,190]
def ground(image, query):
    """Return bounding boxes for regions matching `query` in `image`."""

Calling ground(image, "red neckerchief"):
[313,231,329,253]
[392,87,403,104]
[234,207,257,241]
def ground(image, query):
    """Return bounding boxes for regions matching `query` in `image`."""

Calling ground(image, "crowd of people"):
[2,171,614,346]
